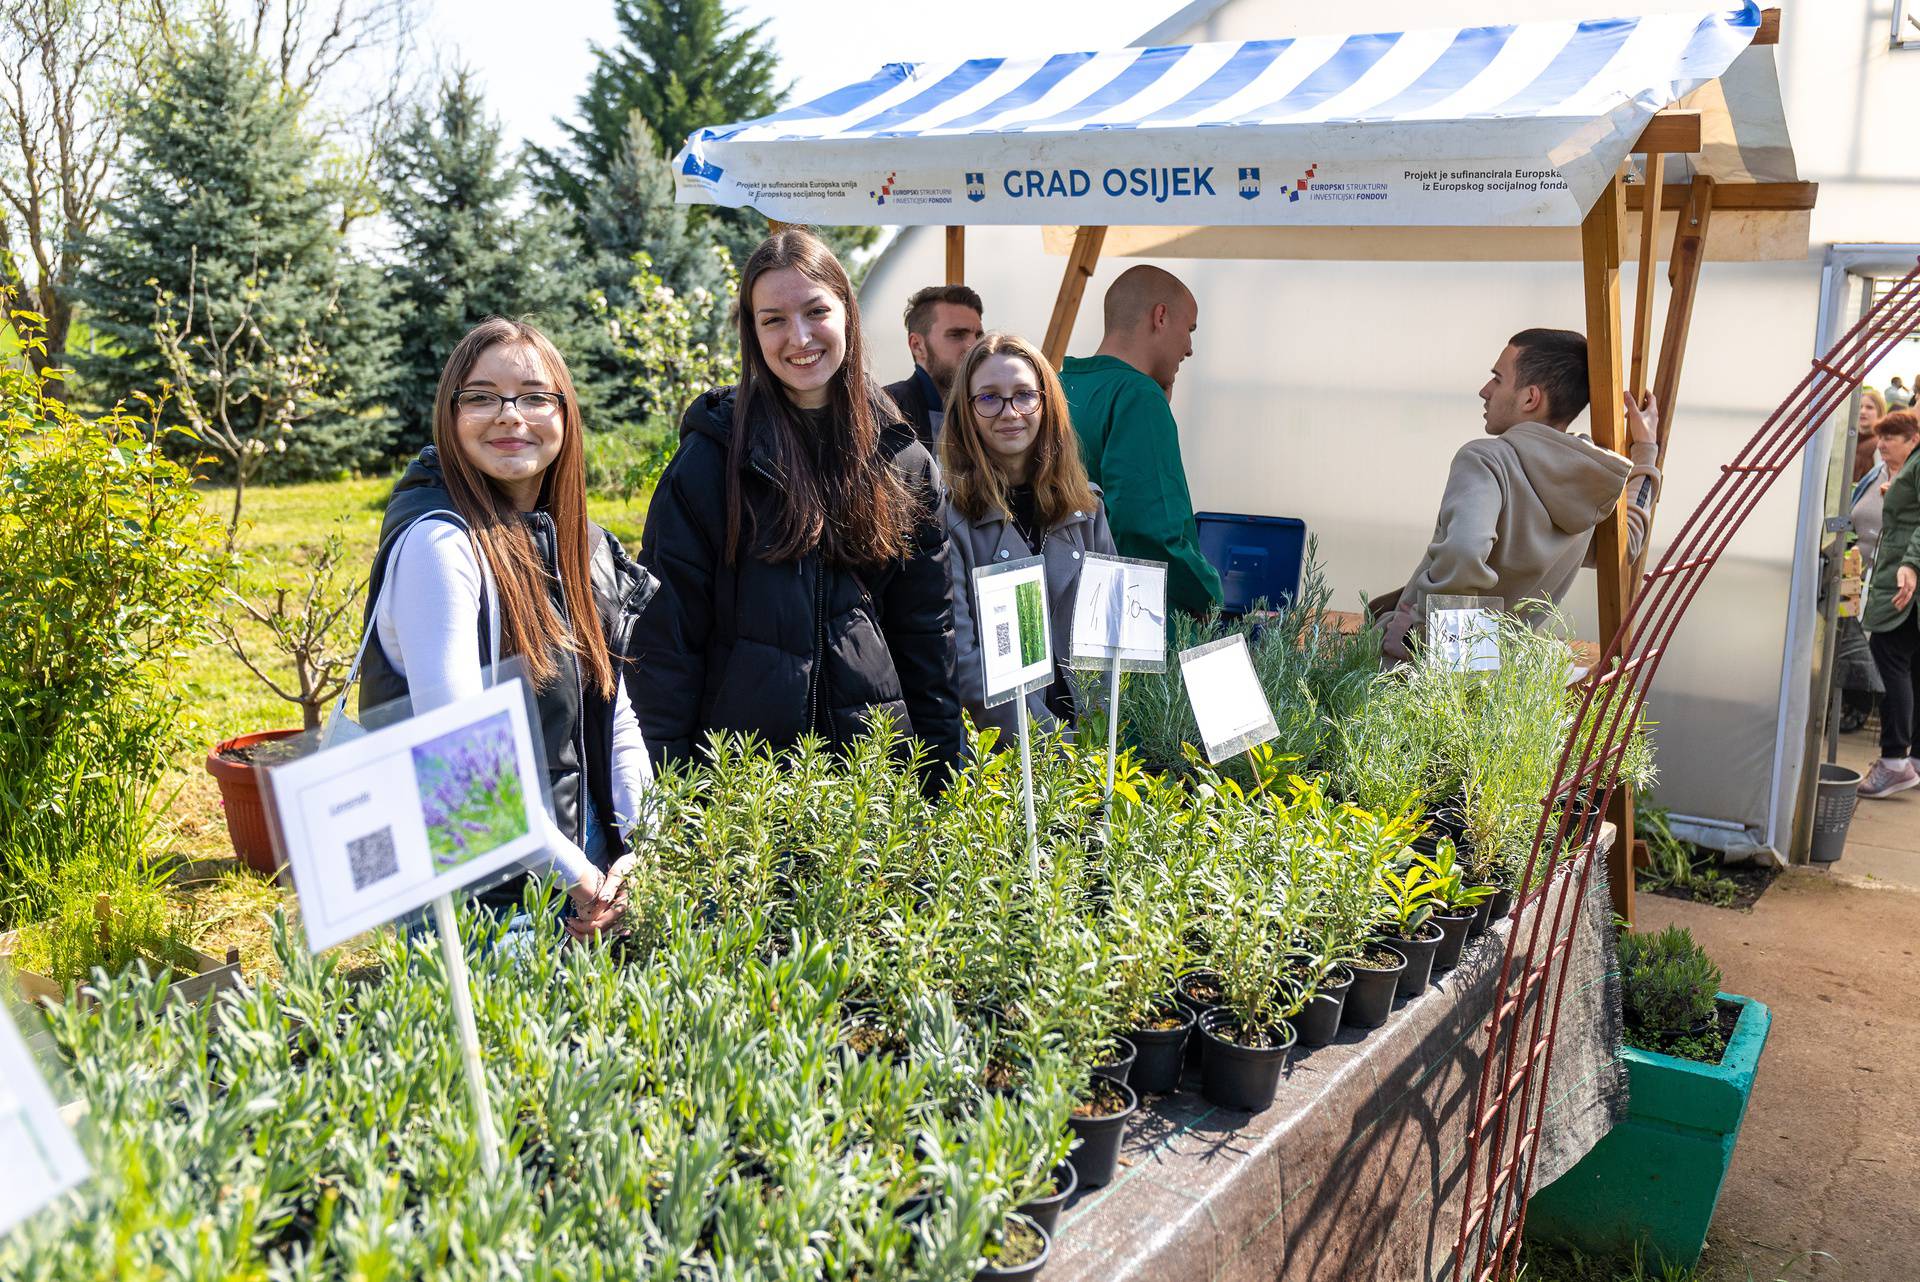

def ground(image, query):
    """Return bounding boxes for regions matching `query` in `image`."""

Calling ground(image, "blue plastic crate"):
[1193,512,1307,615]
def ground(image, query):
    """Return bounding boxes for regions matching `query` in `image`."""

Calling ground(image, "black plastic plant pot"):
[1382,920,1446,998]
[1091,1035,1138,1086]
[974,1211,1052,1281]
[1486,887,1516,924]
[1197,1009,1296,1113]
[1017,1160,1078,1238]
[1342,943,1408,1029]
[1126,1006,1195,1094]
[1467,892,1497,938]
[1065,1077,1138,1189]
[1430,911,1476,975]
[1172,969,1225,1070]
[1291,965,1352,1048]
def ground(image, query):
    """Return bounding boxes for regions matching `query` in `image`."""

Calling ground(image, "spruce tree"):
[382,68,590,450]
[74,19,394,480]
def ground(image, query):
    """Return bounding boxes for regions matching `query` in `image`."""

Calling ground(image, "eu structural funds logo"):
[1238,167,1261,200]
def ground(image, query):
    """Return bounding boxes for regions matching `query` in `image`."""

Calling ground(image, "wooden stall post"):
[1043,226,1107,369]
[1628,153,1666,401]
[945,225,966,285]
[1580,172,1637,926]
[1633,176,1717,584]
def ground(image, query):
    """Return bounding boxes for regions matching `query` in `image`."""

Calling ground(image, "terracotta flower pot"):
[205,729,304,875]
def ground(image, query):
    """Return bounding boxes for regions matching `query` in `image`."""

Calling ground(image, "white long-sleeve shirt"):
[374,519,651,886]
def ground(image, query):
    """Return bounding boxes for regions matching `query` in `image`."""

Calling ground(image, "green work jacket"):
[1059,354,1223,618]
[1864,458,1920,633]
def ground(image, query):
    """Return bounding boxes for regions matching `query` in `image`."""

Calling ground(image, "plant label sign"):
[0,1004,89,1236]
[1178,633,1280,763]
[1428,594,1502,672]
[1069,553,1168,672]
[971,555,1054,709]
[265,680,547,951]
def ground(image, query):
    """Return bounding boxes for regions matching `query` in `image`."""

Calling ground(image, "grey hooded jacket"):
[942,486,1117,741]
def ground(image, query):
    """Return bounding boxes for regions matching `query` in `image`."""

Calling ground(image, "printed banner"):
[266,680,548,951]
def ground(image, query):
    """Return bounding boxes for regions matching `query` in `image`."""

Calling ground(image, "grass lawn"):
[166,473,656,972]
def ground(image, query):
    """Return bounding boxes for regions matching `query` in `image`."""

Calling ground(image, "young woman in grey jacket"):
[939,332,1116,742]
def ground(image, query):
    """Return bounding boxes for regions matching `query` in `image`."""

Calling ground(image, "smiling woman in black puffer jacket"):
[630,229,962,786]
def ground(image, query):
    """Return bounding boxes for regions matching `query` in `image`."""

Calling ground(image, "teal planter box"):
[1527,992,1772,1269]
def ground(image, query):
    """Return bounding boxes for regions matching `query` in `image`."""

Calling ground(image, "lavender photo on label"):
[411,711,528,870]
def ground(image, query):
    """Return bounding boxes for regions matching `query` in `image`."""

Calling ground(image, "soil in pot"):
[1342,943,1408,1030]
[1198,1009,1296,1112]
[1065,1075,1138,1189]
[1126,1005,1194,1095]
[1290,965,1352,1048]
[1379,920,1445,999]
[1431,911,1475,974]
[1091,1035,1137,1086]
[975,1211,1051,1280]
[1017,1160,1078,1238]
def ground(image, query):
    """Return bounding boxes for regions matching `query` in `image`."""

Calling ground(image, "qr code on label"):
[347,826,399,890]
[994,621,1012,657]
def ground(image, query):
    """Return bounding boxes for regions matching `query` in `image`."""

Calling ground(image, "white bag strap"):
[323,509,500,748]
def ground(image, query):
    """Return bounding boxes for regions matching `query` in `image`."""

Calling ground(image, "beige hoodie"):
[1383,421,1660,659]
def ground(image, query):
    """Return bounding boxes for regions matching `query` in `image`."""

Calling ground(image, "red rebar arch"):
[1449,260,1920,1281]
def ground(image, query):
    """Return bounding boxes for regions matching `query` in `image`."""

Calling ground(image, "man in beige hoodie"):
[1380,328,1661,663]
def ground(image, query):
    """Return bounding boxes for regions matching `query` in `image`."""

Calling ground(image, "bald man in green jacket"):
[1059,266,1223,618]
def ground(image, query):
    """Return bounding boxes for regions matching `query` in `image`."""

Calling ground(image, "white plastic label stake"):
[265,680,547,953]
[1177,633,1280,764]
[0,1004,89,1236]
[971,555,1054,709]
[1428,595,1502,672]
[1069,553,1168,670]
[431,894,501,1178]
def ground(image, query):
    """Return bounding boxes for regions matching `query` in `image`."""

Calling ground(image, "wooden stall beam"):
[766,218,790,234]
[1626,180,1814,213]
[1628,153,1666,400]
[946,225,966,285]
[1630,111,1700,155]
[1755,7,1781,44]
[1043,225,1107,369]
[1581,172,1636,927]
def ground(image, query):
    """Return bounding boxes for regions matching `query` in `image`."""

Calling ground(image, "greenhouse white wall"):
[858,0,1920,862]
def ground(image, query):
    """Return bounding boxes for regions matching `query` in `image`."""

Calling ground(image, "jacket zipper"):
[805,559,827,738]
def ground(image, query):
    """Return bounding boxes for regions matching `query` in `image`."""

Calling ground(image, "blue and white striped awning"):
[674,4,1763,228]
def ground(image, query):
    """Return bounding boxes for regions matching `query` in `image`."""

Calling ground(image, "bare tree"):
[218,528,365,731]
[0,0,150,395]
[152,249,333,546]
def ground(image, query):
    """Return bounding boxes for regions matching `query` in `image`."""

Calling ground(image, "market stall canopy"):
[673,3,1784,230]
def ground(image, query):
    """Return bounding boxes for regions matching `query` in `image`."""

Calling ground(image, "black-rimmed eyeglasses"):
[972,389,1042,418]
[453,389,567,416]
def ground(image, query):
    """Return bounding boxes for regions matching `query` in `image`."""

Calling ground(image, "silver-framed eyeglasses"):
[972,389,1042,418]
[454,389,567,417]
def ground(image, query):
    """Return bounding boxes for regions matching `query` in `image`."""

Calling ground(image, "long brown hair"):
[429,318,613,699]
[940,332,1098,528]
[728,228,917,566]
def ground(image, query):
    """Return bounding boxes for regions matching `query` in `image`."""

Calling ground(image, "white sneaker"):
[1857,757,1920,799]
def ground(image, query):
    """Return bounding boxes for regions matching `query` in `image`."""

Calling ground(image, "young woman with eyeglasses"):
[631,228,962,783]
[359,318,656,935]
[939,332,1115,741]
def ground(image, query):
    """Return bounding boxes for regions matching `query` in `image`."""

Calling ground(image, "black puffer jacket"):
[632,386,962,779]
[361,448,658,900]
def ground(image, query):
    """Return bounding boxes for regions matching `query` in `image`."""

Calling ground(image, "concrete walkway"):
[1634,727,1920,1281]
